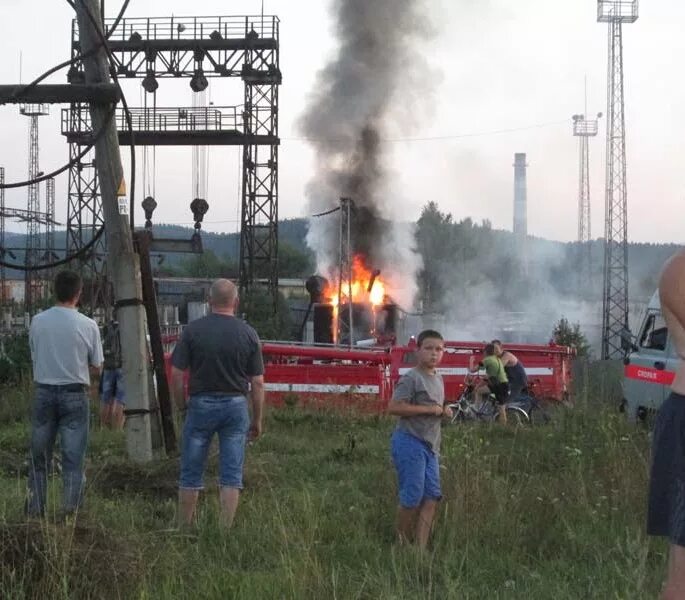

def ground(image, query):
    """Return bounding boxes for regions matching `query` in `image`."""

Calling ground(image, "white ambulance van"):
[622,291,679,420]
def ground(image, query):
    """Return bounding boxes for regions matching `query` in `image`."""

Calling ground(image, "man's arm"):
[660,253,685,333]
[500,352,516,367]
[87,322,104,385]
[171,366,186,411]
[249,374,265,440]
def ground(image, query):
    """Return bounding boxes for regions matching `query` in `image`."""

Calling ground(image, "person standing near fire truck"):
[171,279,265,530]
[647,250,685,599]
[387,329,452,549]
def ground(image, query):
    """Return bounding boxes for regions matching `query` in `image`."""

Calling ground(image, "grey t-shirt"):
[29,306,104,385]
[171,313,264,396]
[393,367,445,453]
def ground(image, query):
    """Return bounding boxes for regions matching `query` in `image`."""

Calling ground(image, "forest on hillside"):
[4,207,675,316]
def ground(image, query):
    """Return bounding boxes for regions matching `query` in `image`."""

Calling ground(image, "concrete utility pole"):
[75,0,156,461]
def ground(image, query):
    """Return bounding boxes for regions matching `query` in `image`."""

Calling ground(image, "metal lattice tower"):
[44,177,56,281]
[598,1,638,359]
[336,197,353,347]
[65,105,105,313]
[20,103,49,315]
[572,112,600,277]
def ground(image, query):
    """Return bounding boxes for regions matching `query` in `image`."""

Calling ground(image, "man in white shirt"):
[27,270,103,518]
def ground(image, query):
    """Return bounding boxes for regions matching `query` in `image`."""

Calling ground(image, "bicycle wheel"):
[494,405,530,426]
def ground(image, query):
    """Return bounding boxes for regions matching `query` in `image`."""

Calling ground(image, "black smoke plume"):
[299,0,432,275]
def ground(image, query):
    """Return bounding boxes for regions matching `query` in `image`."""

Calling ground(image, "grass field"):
[0,372,667,599]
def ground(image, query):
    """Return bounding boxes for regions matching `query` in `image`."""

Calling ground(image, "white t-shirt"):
[29,306,103,385]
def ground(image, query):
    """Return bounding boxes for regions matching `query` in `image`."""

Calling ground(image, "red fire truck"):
[260,340,574,412]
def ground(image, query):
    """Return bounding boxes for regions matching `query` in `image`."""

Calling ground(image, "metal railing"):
[72,15,279,44]
[117,106,239,132]
[61,105,242,134]
[573,118,599,137]
[597,1,639,22]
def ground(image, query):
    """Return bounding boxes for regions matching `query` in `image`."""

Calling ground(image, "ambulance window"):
[639,312,668,351]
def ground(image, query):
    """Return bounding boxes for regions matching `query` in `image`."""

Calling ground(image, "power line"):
[280,118,570,143]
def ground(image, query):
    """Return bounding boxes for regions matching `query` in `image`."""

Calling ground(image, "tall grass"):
[0,374,667,599]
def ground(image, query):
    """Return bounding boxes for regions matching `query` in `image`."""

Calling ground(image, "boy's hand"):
[431,404,443,417]
[442,405,453,419]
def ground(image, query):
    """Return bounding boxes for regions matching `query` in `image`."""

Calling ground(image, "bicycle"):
[446,372,536,426]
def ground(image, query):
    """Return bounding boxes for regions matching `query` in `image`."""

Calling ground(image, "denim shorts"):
[179,395,250,490]
[101,368,125,405]
[391,429,442,509]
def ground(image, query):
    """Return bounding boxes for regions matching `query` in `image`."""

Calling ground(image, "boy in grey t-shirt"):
[388,329,452,548]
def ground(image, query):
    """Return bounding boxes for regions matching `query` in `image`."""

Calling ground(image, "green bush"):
[0,333,31,385]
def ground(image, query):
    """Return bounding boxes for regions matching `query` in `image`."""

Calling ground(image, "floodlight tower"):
[597,0,638,359]
[572,112,601,277]
[20,103,49,315]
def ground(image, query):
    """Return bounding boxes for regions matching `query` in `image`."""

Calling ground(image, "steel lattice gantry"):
[598,1,638,359]
[66,15,281,312]
[64,104,105,313]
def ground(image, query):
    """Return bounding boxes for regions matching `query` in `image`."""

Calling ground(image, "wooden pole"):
[135,231,177,455]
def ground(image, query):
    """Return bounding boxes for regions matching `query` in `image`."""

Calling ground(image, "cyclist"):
[492,340,528,402]
[471,343,509,423]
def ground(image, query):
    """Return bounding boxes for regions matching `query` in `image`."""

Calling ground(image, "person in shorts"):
[648,249,685,599]
[100,319,125,430]
[171,279,264,529]
[387,329,452,548]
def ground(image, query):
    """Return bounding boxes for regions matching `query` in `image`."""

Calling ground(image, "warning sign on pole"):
[117,178,127,197]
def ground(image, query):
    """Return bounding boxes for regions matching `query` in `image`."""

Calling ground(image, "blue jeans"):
[179,395,250,490]
[391,429,442,508]
[101,368,125,405]
[27,385,89,516]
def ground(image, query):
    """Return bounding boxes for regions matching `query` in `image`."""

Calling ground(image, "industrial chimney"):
[513,153,527,236]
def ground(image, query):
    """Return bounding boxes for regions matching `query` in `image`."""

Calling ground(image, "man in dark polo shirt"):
[171,279,264,529]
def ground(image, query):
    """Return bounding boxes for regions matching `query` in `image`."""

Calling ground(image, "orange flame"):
[327,255,387,308]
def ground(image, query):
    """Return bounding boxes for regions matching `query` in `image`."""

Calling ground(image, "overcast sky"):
[0,0,682,244]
